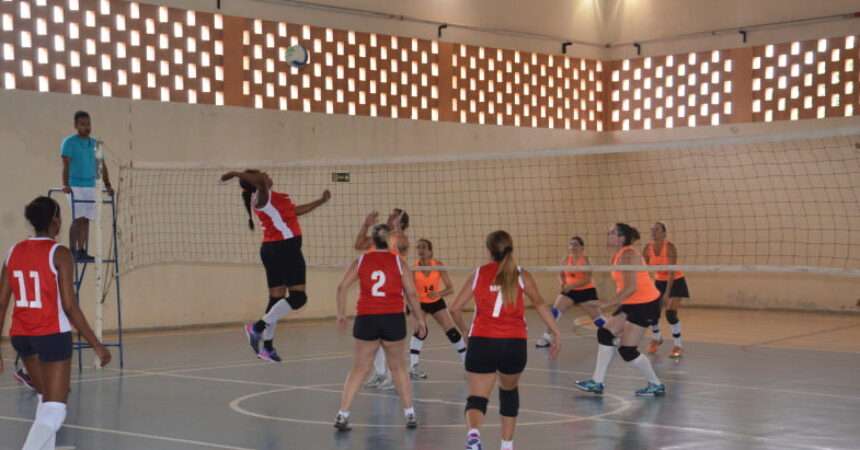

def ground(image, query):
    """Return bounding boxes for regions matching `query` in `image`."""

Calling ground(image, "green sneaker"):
[635,382,666,397]
[573,379,604,394]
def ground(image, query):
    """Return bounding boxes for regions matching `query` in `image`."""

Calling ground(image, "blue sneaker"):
[465,433,482,450]
[244,324,261,354]
[635,382,666,397]
[573,379,605,394]
[257,348,282,363]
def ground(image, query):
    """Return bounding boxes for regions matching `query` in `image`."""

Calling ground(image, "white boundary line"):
[228,381,632,428]
[0,415,254,450]
[418,356,860,401]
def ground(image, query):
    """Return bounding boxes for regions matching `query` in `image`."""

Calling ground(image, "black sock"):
[253,320,267,334]
[264,340,274,351]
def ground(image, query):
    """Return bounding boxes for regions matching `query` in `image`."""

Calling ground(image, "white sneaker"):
[377,373,395,390]
[364,372,385,389]
[535,336,551,348]
[409,364,428,380]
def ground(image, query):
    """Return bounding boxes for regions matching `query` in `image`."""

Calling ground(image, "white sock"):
[36,394,43,414]
[374,347,387,376]
[651,324,662,340]
[22,401,66,450]
[262,299,293,341]
[262,322,277,342]
[262,299,293,326]
[629,354,661,384]
[468,428,480,437]
[338,410,350,418]
[671,322,683,346]
[501,439,514,450]
[452,338,467,362]
[410,335,425,368]
[21,423,53,450]
[45,433,56,450]
[541,332,553,342]
[593,344,615,383]
[404,407,415,416]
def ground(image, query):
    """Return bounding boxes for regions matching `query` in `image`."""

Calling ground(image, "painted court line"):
[228,381,632,428]
[0,352,353,392]
[0,415,254,450]
[419,357,860,401]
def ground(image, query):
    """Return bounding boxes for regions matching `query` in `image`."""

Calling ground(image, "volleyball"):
[282,45,310,68]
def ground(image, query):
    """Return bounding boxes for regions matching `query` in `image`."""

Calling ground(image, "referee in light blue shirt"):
[60,111,113,261]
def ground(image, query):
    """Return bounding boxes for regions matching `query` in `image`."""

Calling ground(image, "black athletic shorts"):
[655,277,690,298]
[465,337,527,375]
[11,332,73,362]
[260,236,306,288]
[420,298,447,314]
[353,313,407,342]
[562,287,599,304]
[612,297,661,328]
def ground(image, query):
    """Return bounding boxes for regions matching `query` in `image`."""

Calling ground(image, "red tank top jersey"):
[413,259,442,304]
[5,238,71,337]
[611,246,661,305]
[252,191,302,242]
[469,262,527,339]
[563,254,595,289]
[356,250,405,315]
[647,240,684,281]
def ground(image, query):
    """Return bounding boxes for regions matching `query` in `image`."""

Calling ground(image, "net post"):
[93,141,105,369]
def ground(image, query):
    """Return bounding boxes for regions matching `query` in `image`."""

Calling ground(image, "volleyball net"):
[116,126,860,277]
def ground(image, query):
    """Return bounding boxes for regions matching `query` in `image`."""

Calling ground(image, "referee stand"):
[47,187,124,369]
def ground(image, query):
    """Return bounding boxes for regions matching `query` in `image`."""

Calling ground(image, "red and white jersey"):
[5,238,71,337]
[253,190,302,242]
[356,250,404,316]
[469,262,527,339]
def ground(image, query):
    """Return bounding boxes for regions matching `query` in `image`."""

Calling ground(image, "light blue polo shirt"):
[60,134,97,187]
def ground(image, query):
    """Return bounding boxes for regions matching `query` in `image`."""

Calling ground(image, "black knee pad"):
[265,296,281,313]
[465,396,488,415]
[498,387,519,417]
[597,327,615,346]
[665,309,679,324]
[618,346,640,362]
[445,328,462,343]
[286,290,307,309]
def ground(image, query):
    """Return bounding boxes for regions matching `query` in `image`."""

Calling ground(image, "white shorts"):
[67,187,96,220]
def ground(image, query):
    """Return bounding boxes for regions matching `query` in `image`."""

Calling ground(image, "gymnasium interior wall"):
[1,0,858,332]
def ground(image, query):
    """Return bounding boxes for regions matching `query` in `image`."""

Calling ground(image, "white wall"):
[143,0,860,60]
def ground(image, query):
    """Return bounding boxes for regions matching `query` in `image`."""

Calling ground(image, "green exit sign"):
[332,173,350,182]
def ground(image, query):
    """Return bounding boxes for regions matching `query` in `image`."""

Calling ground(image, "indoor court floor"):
[1,307,858,450]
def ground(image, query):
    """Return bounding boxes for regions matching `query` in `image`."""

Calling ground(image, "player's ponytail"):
[615,222,641,246]
[372,224,391,249]
[239,177,256,230]
[486,230,518,306]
